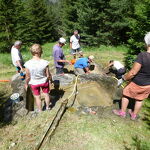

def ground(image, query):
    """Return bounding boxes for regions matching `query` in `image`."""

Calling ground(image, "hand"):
[24,84,28,91]
[67,60,72,65]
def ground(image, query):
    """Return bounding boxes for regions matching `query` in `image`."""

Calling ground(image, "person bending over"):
[107,60,126,86]
[74,55,94,75]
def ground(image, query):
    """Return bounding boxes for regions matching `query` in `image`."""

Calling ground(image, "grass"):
[0,43,149,150]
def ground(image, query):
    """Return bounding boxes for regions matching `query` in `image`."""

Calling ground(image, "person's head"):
[30,44,43,57]
[74,30,78,36]
[14,41,22,49]
[144,32,150,47]
[58,37,66,47]
[88,55,94,63]
[109,60,114,64]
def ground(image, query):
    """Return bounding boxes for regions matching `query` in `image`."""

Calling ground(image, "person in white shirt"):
[70,30,83,59]
[107,60,126,86]
[11,41,24,73]
[24,44,51,112]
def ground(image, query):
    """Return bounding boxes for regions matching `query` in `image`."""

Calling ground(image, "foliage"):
[0,0,15,52]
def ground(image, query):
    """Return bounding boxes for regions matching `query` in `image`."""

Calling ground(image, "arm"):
[25,68,30,90]
[45,66,52,81]
[124,62,141,81]
[85,67,90,73]
[57,59,71,64]
[16,60,24,71]
[70,42,72,49]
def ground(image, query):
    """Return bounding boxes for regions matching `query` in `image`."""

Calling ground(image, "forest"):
[0,0,150,66]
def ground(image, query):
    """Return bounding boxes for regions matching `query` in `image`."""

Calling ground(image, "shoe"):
[113,109,126,118]
[130,113,137,120]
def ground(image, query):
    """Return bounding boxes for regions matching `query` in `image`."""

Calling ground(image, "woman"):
[25,44,51,112]
[113,32,150,120]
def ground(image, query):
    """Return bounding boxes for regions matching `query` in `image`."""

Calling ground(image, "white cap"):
[14,41,22,46]
[59,37,66,44]
[88,55,94,60]
[144,32,150,46]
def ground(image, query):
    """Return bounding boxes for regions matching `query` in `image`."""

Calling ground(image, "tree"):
[0,0,15,52]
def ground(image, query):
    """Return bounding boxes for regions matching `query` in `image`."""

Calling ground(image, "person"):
[70,30,82,59]
[113,32,150,120]
[24,44,51,112]
[11,41,24,73]
[106,60,126,86]
[74,55,94,75]
[53,37,71,75]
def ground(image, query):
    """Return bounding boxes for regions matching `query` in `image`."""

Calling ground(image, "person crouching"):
[74,55,94,75]
[24,44,51,112]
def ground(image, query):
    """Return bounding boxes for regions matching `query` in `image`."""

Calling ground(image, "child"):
[24,44,51,112]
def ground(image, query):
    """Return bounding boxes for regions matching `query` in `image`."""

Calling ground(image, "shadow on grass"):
[0,91,11,127]
[124,135,150,150]
[142,98,150,130]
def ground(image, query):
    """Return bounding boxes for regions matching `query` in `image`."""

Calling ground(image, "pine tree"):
[23,0,54,44]
[0,0,15,52]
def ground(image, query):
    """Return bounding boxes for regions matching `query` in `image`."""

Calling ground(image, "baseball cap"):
[59,37,66,44]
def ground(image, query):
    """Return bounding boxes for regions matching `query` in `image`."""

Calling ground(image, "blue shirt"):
[74,57,88,69]
[53,44,65,68]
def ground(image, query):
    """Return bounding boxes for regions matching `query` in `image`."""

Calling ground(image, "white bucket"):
[10,93,20,103]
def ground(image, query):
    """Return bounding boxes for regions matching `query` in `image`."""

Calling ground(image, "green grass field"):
[0,43,150,150]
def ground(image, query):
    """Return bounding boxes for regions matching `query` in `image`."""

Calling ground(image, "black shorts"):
[71,48,82,55]
[56,67,64,75]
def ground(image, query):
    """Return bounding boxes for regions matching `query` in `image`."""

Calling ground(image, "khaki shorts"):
[123,82,150,100]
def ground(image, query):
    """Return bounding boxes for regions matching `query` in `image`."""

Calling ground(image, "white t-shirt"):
[113,61,124,70]
[70,34,80,49]
[24,59,49,85]
[11,46,24,67]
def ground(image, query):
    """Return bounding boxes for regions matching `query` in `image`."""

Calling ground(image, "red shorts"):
[30,81,49,96]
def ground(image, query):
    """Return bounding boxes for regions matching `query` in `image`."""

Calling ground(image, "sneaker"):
[130,113,137,120]
[113,109,126,118]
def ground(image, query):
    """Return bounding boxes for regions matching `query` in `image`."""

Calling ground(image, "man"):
[53,37,71,75]
[70,30,82,59]
[107,60,126,86]
[11,41,24,73]
[74,55,94,75]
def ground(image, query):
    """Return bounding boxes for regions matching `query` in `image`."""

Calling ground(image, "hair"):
[14,41,22,46]
[109,60,114,63]
[30,44,43,56]
[144,32,150,47]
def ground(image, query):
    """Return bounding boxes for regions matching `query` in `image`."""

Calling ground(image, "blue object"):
[74,57,88,69]
[20,72,25,80]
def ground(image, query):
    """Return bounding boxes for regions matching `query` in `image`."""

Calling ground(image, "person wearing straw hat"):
[74,55,94,75]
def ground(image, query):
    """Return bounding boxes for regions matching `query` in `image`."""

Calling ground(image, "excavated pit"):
[3,63,122,121]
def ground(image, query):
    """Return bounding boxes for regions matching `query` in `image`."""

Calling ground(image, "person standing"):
[70,30,82,59]
[53,37,71,75]
[113,32,150,120]
[11,41,24,73]
[25,44,51,112]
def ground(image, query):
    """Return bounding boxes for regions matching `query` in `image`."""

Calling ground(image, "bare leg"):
[121,97,129,112]
[34,95,42,112]
[133,100,143,115]
[43,93,50,109]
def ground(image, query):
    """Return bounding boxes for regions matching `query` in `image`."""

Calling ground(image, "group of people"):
[10,31,150,120]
